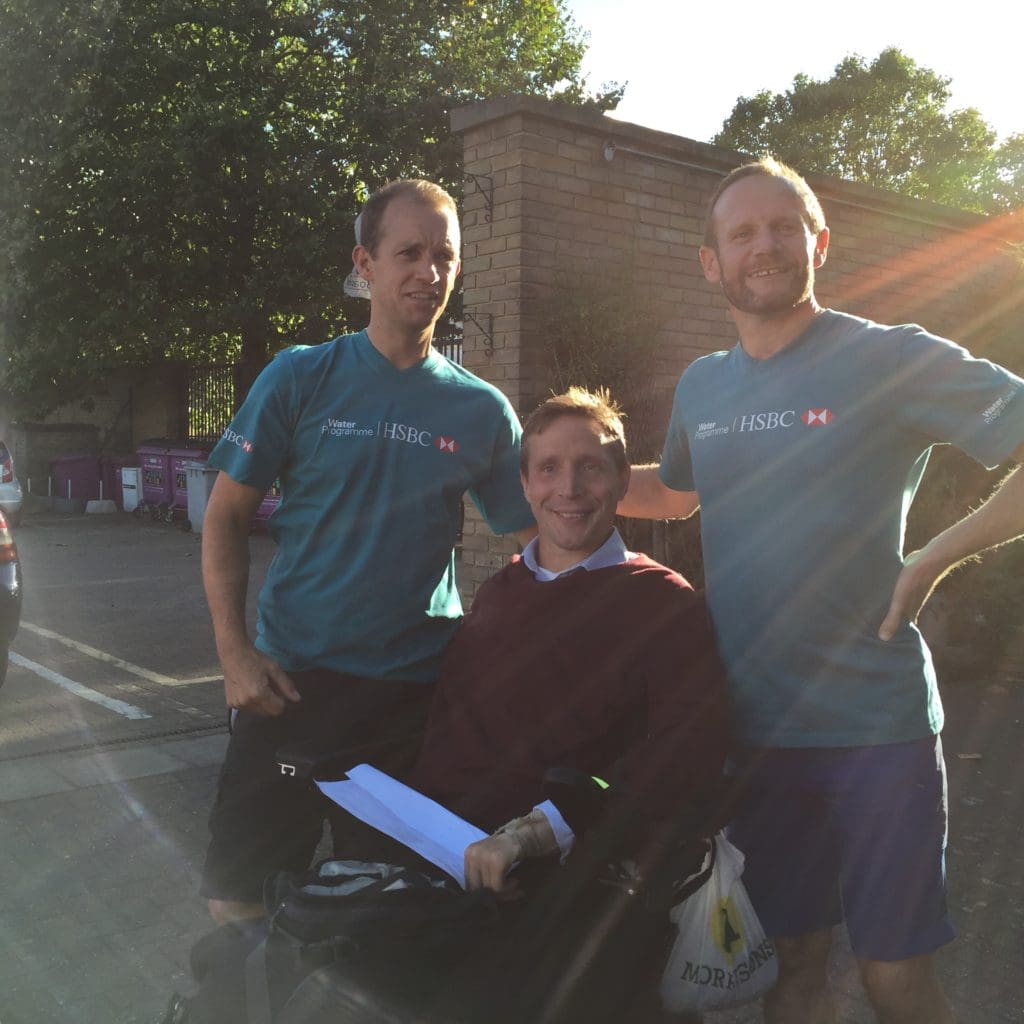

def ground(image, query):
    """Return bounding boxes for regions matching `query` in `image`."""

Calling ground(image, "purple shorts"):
[727,736,955,962]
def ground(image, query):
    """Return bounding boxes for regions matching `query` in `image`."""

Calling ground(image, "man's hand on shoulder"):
[617,465,699,520]
[220,642,301,716]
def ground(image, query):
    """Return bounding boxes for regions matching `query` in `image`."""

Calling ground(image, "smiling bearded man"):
[619,157,1024,1024]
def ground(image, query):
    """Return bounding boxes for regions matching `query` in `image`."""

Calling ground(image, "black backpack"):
[177,860,495,1024]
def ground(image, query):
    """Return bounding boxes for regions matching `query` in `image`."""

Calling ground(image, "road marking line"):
[30,575,183,590]
[174,675,223,685]
[20,622,178,685]
[9,652,152,720]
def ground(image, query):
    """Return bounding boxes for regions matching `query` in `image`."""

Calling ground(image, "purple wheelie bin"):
[50,454,102,505]
[136,443,173,519]
[168,445,211,522]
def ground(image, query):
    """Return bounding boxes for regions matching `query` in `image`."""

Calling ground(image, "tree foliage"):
[713,48,1024,215]
[0,0,619,412]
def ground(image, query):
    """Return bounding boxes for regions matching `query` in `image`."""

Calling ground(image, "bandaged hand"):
[464,808,558,896]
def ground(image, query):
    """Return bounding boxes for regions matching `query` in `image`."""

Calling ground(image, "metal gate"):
[433,322,463,365]
[185,365,235,443]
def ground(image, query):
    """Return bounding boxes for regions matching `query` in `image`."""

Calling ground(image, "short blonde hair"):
[521,387,627,475]
[358,179,458,254]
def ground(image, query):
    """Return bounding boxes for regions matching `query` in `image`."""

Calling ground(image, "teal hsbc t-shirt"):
[209,332,534,682]
[660,311,1024,748]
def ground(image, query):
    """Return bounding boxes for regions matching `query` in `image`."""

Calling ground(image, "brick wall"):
[451,96,1024,602]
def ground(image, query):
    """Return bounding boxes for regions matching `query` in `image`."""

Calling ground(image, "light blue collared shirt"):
[520,527,634,582]
[519,527,635,861]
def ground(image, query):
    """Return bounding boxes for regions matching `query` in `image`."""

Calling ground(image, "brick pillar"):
[453,107,529,602]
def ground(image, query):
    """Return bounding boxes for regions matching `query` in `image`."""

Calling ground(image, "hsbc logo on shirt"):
[322,414,458,452]
[378,422,460,454]
[802,408,833,426]
[734,410,797,432]
[222,428,254,453]
[730,407,835,433]
[379,421,433,446]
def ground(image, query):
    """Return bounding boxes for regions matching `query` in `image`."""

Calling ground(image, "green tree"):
[0,0,619,412]
[713,48,1024,214]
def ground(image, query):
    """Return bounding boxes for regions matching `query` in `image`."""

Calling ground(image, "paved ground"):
[2,514,1023,1023]
[1,734,226,1024]
[5,677,1023,1023]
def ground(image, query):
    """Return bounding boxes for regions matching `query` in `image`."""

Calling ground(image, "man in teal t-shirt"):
[199,179,534,927]
[620,159,1024,1024]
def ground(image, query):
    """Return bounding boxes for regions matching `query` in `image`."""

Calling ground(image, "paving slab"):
[53,746,187,788]
[155,733,229,767]
[1,759,76,801]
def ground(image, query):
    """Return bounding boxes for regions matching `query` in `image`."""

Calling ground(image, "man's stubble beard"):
[719,260,815,317]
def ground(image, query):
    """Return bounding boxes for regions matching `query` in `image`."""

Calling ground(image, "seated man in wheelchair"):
[176,387,729,1024]
[412,385,728,895]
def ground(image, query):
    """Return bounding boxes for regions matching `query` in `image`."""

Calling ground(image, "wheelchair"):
[167,738,713,1024]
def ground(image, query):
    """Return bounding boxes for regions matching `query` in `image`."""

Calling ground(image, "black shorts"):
[200,668,435,904]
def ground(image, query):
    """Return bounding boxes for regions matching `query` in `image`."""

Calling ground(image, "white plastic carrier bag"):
[659,831,778,1013]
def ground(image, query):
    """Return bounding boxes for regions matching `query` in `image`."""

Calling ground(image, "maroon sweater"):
[410,555,729,832]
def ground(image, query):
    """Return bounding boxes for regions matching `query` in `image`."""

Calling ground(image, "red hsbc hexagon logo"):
[802,408,833,426]
[435,436,459,454]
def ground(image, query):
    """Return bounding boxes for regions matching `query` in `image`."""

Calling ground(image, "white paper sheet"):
[316,764,487,889]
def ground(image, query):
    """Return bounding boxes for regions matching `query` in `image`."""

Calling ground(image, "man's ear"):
[813,226,830,269]
[352,244,372,281]
[699,245,721,284]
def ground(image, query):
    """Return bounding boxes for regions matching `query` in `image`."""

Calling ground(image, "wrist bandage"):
[493,808,559,860]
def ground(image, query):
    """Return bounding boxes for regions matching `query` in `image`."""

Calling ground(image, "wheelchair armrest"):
[542,767,610,835]
[276,736,408,781]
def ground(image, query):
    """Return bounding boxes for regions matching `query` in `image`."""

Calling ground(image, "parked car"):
[0,508,21,688]
[0,441,23,527]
